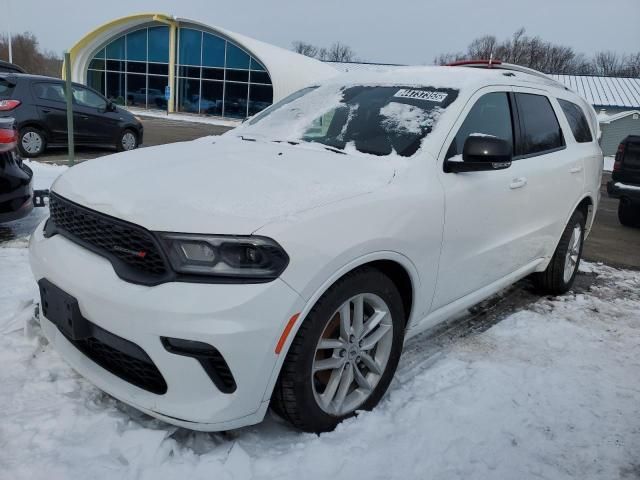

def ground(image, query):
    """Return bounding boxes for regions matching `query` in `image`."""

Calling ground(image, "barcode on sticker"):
[394,89,448,102]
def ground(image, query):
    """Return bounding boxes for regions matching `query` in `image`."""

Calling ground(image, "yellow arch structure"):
[63,13,178,112]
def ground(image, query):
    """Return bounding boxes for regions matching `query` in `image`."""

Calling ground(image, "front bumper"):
[607,180,640,201]
[29,220,304,431]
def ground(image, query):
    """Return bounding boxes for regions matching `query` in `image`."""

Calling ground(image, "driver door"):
[432,88,532,310]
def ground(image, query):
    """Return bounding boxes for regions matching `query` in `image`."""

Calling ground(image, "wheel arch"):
[261,251,419,404]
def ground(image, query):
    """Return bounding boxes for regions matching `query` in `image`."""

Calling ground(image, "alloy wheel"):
[312,293,394,416]
[563,223,582,283]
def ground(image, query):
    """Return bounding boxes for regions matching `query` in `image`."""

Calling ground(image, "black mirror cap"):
[463,135,512,163]
[445,136,512,173]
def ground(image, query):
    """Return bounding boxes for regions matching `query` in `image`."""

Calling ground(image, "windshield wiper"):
[324,146,346,154]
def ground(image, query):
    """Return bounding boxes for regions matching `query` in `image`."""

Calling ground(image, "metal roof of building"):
[549,75,640,109]
[328,62,640,109]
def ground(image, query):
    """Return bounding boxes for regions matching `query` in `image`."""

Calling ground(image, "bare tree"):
[325,42,356,62]
[291,40,359,62]
[292,41,319,58]
[0,32,62,77]
[592,51,624,76]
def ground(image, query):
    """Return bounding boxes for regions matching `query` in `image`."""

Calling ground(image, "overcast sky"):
[4,0,640,64]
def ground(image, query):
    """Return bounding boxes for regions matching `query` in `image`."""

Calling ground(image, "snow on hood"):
[51,136,397,234]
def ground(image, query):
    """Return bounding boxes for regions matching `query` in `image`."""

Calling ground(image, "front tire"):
[618,200,640,228]
[117,129,138,152]
[18,127,46,157]
[533,209,585,295]
[272,267,405,433]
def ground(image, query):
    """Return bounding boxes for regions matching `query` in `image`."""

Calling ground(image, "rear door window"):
[515,93,564,156]
[33,82,66,103]
[446,92,513,159]
[558,99,593,143]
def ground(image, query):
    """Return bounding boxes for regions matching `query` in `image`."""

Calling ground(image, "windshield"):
[238,84,459,157]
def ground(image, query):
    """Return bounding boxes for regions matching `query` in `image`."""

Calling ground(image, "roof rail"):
[446,59,569,90]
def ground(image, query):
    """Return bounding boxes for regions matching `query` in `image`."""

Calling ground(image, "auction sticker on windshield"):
[394,89,449,102]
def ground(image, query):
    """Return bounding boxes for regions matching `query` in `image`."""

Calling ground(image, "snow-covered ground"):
[604,156,615,172]
[0,163,639,480]
[127,107,242,128]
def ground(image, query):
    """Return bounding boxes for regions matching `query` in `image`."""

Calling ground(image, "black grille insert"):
[62,321,168,395]
[46,193,170,285]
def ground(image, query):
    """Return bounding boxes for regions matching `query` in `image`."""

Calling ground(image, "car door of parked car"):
[31,82,69,144]
[72,85,115,145]
[432,88,535,310]
[508,89,585,264]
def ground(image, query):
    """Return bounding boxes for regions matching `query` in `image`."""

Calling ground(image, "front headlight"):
[158,233,289,281]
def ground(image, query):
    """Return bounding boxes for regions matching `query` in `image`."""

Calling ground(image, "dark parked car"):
[0,60,26,74]
[0,73,143,157]
[607,135,640,227]
[0,117,34,223]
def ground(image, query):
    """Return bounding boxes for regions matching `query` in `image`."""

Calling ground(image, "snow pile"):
[126,107,241,128]
[380,103,442,134]
[604,156,614,172]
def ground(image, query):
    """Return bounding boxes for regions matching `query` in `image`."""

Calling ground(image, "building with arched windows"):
[65,13,337,119]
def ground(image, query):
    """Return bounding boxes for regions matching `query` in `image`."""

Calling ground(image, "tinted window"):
[0,79,16,98]
[558,99,592,143]
[72,86,106,109]
[516,93,564,155]
[33,83,66,102]
[446,92,513,159]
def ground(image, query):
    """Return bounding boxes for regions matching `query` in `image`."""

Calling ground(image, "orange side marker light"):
[275,313,300,354]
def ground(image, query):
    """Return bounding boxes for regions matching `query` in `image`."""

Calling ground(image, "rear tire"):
[271,267,405,433]
[18,127,46,157]
[618,200,640,228]
[117,129,138,152]
[533,209,585,295]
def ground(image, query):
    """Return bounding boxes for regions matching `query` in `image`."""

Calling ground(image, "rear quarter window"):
[0,79,15,98]
[515,93,564,156]
[558,99,593,143]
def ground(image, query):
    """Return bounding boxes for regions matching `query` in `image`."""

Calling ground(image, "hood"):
[52,136,397,234]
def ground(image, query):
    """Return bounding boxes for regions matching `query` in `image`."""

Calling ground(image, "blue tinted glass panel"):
[93,48,106,60]
[87,70,106,95]
[250,58,265,71]
[177,77,200,113]
[179,28,202,66]
[202,33,225,67]
[106,36,125,60]
[147,75,168,110]
[148,26,169,63]
[226,43,250,69]
[126,29,147,62]
[224,82,248,118]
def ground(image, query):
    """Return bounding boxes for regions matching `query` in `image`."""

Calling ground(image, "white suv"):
[29,64,602,433]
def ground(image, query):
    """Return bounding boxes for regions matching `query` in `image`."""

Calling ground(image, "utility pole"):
[64,52,75,166]
[7,0,12,63]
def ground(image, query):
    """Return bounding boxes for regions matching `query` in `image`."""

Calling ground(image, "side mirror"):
[105,101,116,113]
[444,136,512,173]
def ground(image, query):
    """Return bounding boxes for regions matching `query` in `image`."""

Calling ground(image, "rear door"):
[31,81,69,144]
[510,89,584,263]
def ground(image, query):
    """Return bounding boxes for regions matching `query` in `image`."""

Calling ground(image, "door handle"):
[510,177,528,189]
[42,109,51,113]
[80,115,89,120]
[569,166,583,174]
